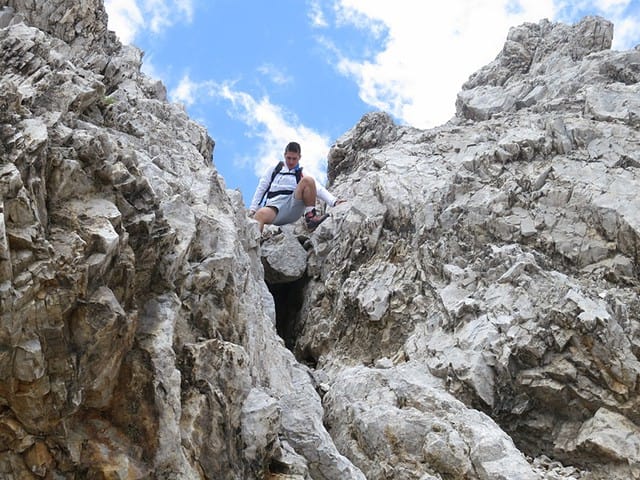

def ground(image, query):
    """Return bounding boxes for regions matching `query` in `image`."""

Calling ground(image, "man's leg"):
[294,177,329,231]
[254,206,277,232]
[294,176,317,206]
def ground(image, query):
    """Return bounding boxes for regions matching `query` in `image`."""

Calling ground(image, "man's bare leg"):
[254,206,278,232]
[294,176,317,206]
[295,177,329,231]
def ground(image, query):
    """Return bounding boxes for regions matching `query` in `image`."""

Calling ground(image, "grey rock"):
[323,364,538,479]
[296,15,640,480]
[261,231,308,283]
[3,2,640,480]
[0,0,364,478]
[574,408,640,463]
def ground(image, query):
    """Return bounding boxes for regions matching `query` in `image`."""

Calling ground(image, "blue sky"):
[104,0,640,207]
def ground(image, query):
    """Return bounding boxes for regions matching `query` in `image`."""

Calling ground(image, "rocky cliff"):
[1,2,639,479]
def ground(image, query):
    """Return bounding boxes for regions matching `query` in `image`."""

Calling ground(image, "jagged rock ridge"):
[292,15,640,480]
[2,1,640,479]
[1,1,362,479]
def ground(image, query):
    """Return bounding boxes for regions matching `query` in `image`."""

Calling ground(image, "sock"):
[304,206,314,214]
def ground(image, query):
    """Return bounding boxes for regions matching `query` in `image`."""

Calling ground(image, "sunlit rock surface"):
[2,2,640,479]
[0,1,362,479]
[296,15,640,480]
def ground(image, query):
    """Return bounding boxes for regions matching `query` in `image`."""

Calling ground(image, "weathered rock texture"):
[2,2,640,479]
[0,1,362,479]
[293,15,640,480]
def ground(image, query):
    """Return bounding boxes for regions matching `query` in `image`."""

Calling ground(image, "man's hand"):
[334,199,347,206]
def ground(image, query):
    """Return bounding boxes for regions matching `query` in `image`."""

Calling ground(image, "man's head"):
[284,141,301,169]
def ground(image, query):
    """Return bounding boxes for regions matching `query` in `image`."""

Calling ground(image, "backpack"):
[260,161,303,205]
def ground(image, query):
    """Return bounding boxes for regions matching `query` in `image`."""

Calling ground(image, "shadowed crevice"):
[267,276,307,352]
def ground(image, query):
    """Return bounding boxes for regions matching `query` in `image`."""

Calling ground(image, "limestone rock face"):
[3,3,640,480]
[0,1,363,479]
[291,15,640,480]
[0,0,113,50]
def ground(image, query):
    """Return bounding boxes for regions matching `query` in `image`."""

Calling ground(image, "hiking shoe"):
[304,208,329,231]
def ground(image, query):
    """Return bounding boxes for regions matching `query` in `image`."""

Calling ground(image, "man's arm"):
[316,181,345,207]
[249,169,272,213]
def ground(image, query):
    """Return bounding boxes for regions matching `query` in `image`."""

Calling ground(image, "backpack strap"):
[272,161,285,182]
[260,162,303,205]
[260,161,284,206]
[276,167,303,184]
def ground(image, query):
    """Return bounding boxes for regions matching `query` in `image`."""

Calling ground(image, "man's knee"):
[300,176,314,185]
[296,176,316,195]
[255,206,277,223]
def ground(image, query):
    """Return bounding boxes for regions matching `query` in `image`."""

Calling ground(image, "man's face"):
[284,151,300,170]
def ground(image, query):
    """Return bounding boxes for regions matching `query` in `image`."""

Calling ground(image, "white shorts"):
[265,194,305,226]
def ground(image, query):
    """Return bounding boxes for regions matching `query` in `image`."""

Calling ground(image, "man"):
[249,142,345,232]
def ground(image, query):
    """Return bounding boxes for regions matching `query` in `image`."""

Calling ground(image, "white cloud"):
[143,0,194,34]
[104,0,194,45]
[170,74,198,106]
[322,0,640,129]
[308,0,329,27]
[257,63,293,86]
[168,76,331,183]
[104,0,144,44]
[215,86,332,183]
[327,0,559,129]
[333,1,387,37]
[612,15,640,49]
